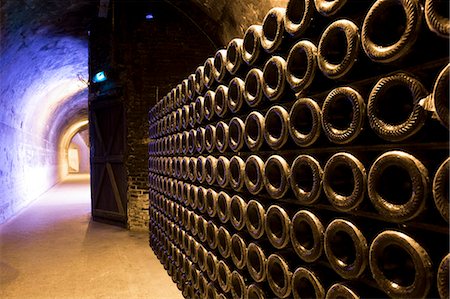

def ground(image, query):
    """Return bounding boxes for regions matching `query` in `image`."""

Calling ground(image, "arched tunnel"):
[1,0,449,298]
[0,0,94,221]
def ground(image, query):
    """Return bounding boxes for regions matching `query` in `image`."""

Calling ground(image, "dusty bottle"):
[217,225,232,259]
[322,152,366,212]
[265,204,293,249]
[425,0,450,38]
[247,283,273,299]
[230,195,248,231]
[247,241,270,283]
[369,230,433,298]
[205,124,217,153]
[181,104,190,129]
[433,157,449,222]
[244,111,266,151]
[262,56,288,102]
[324,218,368,279]
[229,235,249,274]
[205,155,218,185]
[214,49,230,84]
[291,266,326,299]
[325,282,377,299]
[205,188,219,218]
[267,252,295,298]
[317,19,361,80]
[243,25,267,67]
[195,126,206,154]
[430,63,449,129]
[264,105,290,150]
[289,98,322,147]
[229,117,246,152]
[286,40,319,93]
[245,200,267,240]
[367,72,428,142]
[206,251,219,281]
[284,0,316,38]
[228,77,246,114]
[188,156,197,182]
[198,272,209,298]
[196,156,207,184]
[361,0,423,63]
[197,215,208,243]
[437,253,450,299]
[204,90,216,121]
[197,245,208,272]
[217,191,232,224]
[215,121,229,153]
[215,85,229,119]
[194,65,206,95]
[181,78,190,105]
[188,102,196,128]
[367,150,429,222]
[194,96,205,125]
[188,129,197,155]
[263,155,291,199]
[175,108,183,133]
[229,156,246,191]
[226,38,245,75]
[216,156,230,188]
[290,209,325,263]
[196,186,207,214]
[244,155,266,194]
[217,259,233,293]
[188,184,198,211]
[321,87,365,144]
[204,57,217,89]
[244,68,265,108]
[261,7,287,54]
[231,270,248,299]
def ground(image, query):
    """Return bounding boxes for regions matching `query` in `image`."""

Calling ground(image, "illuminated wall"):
[68,131,90,174]
[0,0,95,223]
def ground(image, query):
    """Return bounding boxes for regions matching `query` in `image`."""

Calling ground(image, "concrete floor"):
[0,174,182,299]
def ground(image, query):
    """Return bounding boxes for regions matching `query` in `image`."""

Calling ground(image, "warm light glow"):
[68,148,80,172]
[58,119,89,179]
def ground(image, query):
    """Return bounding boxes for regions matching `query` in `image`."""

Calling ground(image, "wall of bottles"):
[148,0,449,298]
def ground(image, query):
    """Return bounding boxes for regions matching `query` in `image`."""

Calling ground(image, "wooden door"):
[89,96,127,226]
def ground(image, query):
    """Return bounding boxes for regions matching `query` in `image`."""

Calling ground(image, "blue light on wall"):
[92,71,107,83]
[146,14,154,20]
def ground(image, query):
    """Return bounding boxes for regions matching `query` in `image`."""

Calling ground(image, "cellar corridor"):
[1,0,449,298]
[0,174,181,299]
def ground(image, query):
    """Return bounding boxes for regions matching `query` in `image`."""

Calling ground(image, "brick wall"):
[89,0,285,231]
[114,0,220,230]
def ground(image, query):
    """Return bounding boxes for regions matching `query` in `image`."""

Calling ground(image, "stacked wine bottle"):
[148,0,449,298]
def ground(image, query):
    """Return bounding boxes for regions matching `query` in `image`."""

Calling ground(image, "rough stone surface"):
[0,0,96,223]
[190,0,289,43]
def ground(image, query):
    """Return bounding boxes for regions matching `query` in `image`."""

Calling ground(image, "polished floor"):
[0,174,182,299]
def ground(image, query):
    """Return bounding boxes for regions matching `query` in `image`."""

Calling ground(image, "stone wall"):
[0,0,94,223]
[189,0,289,43]
[112,0,220,230]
